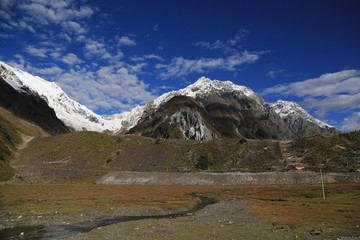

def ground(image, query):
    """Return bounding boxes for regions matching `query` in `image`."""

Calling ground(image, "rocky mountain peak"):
[270,100,332,128]
[185,76,258,99]
[269,100,338,138]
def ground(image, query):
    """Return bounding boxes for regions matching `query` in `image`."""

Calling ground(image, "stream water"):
[0,194,216,240]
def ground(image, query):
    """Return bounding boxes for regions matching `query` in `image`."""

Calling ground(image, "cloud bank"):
[263,70,360,131]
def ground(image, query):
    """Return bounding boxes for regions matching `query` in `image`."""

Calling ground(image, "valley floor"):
[0,183,359,239]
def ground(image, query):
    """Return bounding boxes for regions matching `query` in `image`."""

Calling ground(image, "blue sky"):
[1,0,359,131]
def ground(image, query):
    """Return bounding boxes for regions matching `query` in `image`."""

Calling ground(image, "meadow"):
[1,183,359,239]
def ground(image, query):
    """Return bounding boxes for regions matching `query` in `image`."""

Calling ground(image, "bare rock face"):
[270,100,339,138]
[193,89,293,139]
[129,77,338,140]
[0,78,70,135]
[170,107,217,140]
[128,96,219,140]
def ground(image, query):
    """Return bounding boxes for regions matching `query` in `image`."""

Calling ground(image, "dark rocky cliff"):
[0,78,70,135]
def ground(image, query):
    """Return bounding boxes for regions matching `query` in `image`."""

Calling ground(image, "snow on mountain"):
[0,61,142,132]
[1,60,336,137]
[138,77,337,139]
[269,100,338,138]
[147,76,262,110]
[270,100,331,128]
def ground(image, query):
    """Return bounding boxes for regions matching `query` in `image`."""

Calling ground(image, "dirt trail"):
[10,134,37,178]
[279,140,304,170]
[17,134,35,150]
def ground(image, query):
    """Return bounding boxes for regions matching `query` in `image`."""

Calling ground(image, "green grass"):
[15,131,288,182]
[11,130,360,183]
[0,107,49,181]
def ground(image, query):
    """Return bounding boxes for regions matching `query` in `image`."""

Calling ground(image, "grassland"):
[0,107,48,181]
[1,99,358,184]
[10,130,359,184]
[290,131,360,172]
[0,183,359,239]
[12,131,285,183]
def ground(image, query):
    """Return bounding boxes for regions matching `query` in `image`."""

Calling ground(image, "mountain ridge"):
[0,61,142,133]
[0,61,338,139]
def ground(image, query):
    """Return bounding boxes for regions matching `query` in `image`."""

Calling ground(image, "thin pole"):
[320,169,326,200]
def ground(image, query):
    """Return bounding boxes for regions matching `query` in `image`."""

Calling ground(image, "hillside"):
[288,131,360,172]
[0,78,70,135]
[10,130,360,183]
[0,107,49,181]
[129,77,338,140]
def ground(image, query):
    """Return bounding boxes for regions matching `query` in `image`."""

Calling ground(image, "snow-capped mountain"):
[0,61,338,139]
[0,61,143,133]
[130,77,338,140]
[270,100,339,137]
[146,76,262,110]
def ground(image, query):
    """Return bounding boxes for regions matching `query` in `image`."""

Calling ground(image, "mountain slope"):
[0,61,143,133]
[0,106,49,181]
[0,77,70,135]
[130,77,336,140]
[270,100,339,138]
[11,130,360,183]
[128,96,219,140]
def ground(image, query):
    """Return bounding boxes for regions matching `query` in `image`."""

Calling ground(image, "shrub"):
[195,155,213,170]
[237,138,247,145]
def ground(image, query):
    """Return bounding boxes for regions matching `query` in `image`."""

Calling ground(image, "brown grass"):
[0,184,211,219]
[1,183,359,233]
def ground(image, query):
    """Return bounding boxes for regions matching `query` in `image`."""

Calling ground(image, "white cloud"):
[0,0,95,41]
[302,93,360,116]
[194,29,248,54]
[1,1,156,113]
[263,70,360,97]
[157,42,164,51]
[0,0,16,9]
[156,51,262,79]
[153,24,159,31]
[24,45,48,58]
[18,0,95,26]
[61,21,86,34]
[54,64,156,112]
[263,69,360,130]
[84,39,110,59]
[6,59,63,76]
[5,57,154,113]
[128,63,148,73]
[33,66,63,75]
[118,36,136,46]
[18,20,36,33]
[340,112,360,131]
[131,54,164,62]
[0,33,14,39]
[61,53,83,65]
[24,43,66,61]
[266,69,285,78]
[83,38,126,63]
